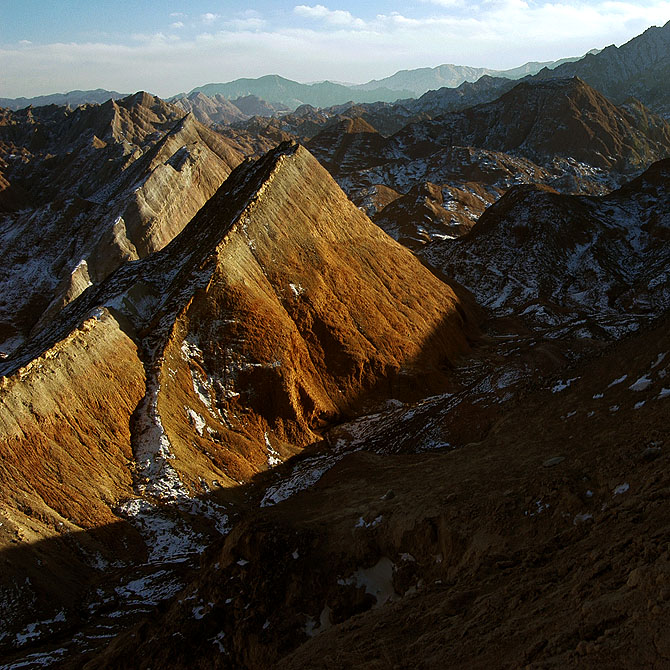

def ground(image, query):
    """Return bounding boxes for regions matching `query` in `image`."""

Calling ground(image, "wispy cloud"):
[170,21,185,29]
[225,17,266,30]
[294,4,366,29]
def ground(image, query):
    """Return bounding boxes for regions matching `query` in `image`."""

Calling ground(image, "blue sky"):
[1,1,670,97]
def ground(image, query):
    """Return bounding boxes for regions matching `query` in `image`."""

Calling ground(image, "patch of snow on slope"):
[186,407,206,436]
[117,499,207,562]
[629,375,652,392]
[552,377,579,393]
[337,557,396,607]
[133,379,189,501]
[261,455,342,507]
[114,570,183,607]
[608,374,628,388]
[264,432,282,467]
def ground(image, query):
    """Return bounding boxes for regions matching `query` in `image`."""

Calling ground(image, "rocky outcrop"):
[372,180,494,250]
[428,158,670,336]
[0,93,245,354]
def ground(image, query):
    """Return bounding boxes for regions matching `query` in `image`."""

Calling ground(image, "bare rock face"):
[172,92,250,126]
[154,144,477,477]
[0,309,146,648]
[307,117,389,176]
[2,140,478,501]
[0,92,245,354]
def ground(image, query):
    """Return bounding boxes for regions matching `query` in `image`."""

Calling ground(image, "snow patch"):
[355,515,383,529]
[264,432,282,467]
[261,455,341,507]
[608,375,628,388]
[337,558,397,607]
[552,377,578,393]
[116,499,207,562]
[629,375,652,392]
[186,407,206,436]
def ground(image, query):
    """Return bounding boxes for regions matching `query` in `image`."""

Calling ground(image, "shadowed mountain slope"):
[394,78,670,173]
[536,20,670,116]
[428,158,670,338]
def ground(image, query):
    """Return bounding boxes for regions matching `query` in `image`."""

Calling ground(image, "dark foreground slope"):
[74,159,670,670]
[82,271,670,670]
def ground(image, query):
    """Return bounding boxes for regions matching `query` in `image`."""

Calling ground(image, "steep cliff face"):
[172,92,250,126]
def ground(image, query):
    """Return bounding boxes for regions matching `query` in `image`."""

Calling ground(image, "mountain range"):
[406,19,670,119]
[0,88,129,111]
[3,18,670,670]
[0,49,598,113]
[353,51,598,95]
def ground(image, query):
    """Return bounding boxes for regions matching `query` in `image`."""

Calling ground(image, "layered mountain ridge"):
[0,140,479,660]
[0,92,245,355]
[301,78,670,253]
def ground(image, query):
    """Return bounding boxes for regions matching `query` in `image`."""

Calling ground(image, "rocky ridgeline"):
[0,92,244,356]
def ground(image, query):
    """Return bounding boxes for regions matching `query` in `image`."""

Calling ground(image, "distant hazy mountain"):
[356,65,497,95]
[189,75,413,109]
[0,88,127,111]
[354,53,598,96]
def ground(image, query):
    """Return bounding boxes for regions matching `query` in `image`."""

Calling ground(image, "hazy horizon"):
[1,0,670,99]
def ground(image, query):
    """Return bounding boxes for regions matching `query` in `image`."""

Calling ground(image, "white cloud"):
[170,12,186,18]
[201,12,220,24]
[294,4,366,29]
[418,0,465,6]
[170,21,185,29]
